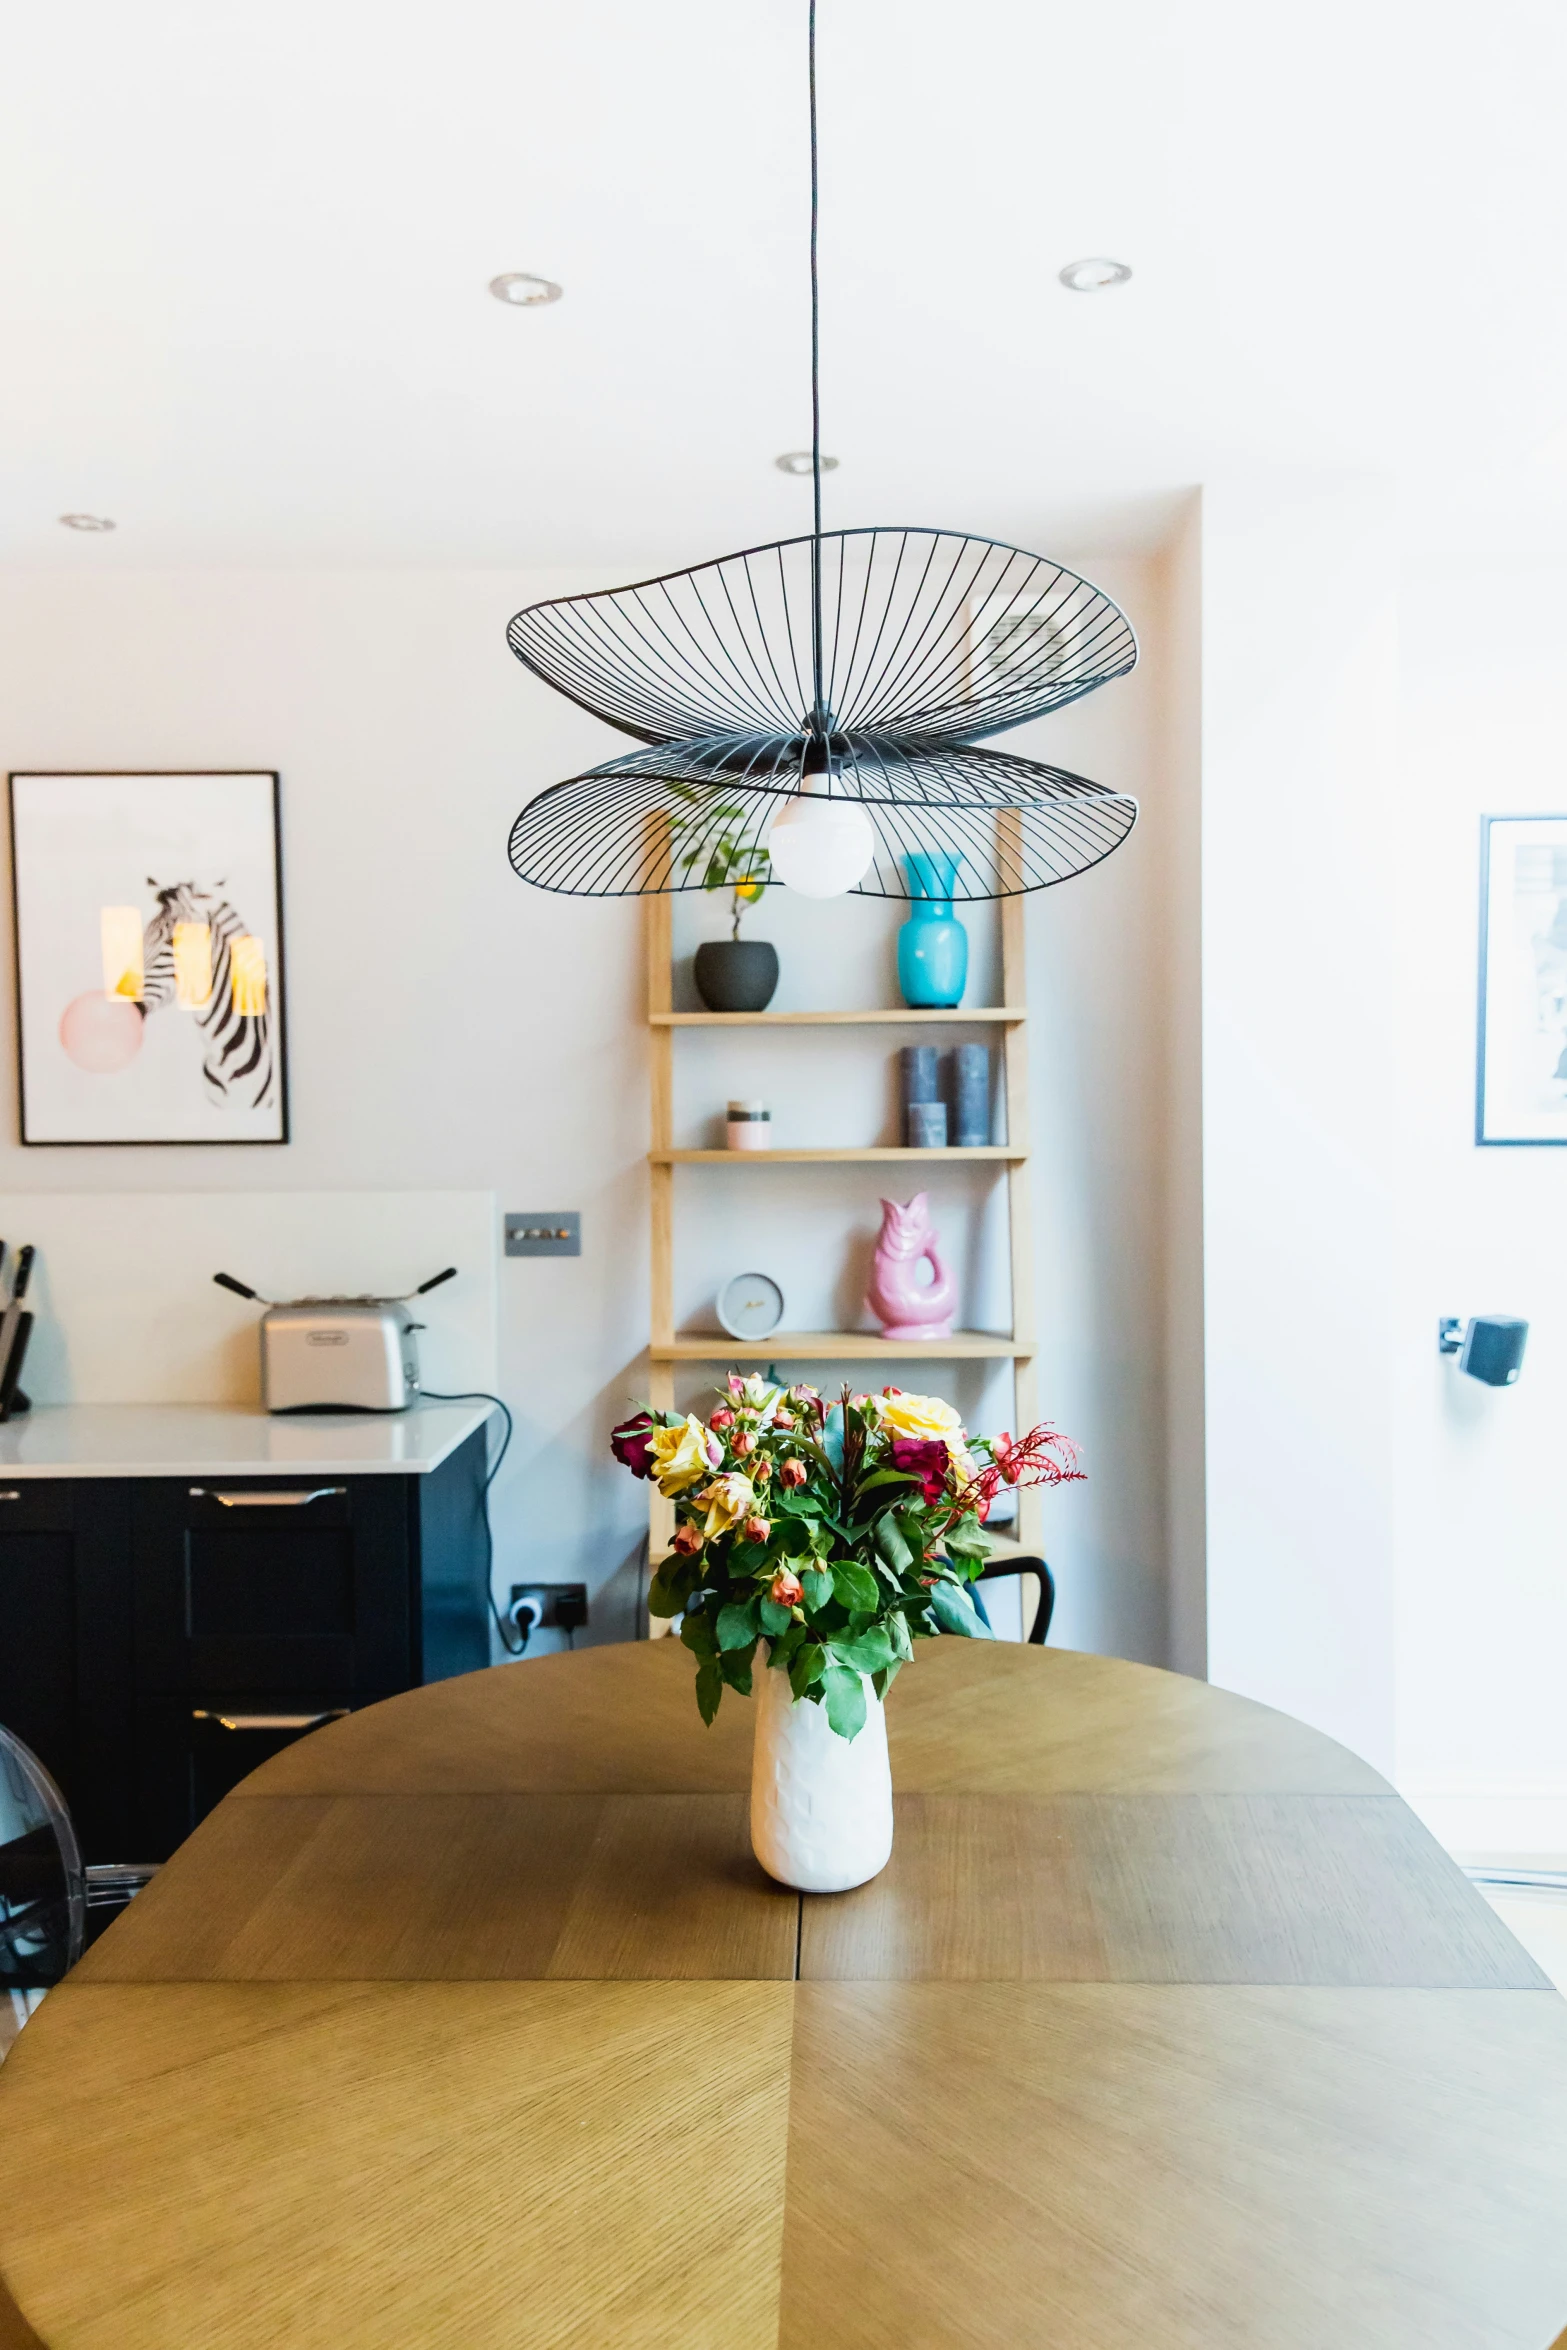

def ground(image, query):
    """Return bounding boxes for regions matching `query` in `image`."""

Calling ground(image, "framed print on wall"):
[8,771,289,1145]
[1476,812,1567,1146]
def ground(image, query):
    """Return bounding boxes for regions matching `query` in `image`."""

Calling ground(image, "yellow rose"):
[695,1472,756,1538]
[649,1414,718,1496]
[876,1389,964,1445]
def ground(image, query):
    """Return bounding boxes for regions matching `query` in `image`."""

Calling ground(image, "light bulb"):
[767,789,875,899]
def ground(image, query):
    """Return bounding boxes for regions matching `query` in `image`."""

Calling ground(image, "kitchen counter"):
[0,1400,493,1478]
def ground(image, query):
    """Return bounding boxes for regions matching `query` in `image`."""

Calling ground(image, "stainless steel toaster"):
[213,1268,456,1413]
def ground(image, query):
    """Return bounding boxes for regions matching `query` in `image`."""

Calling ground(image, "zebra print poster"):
[8,771,288,1144]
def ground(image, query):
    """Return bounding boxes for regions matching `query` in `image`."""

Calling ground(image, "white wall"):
[1199,475,1400,1774]
[1394,559,1567,1854]
[0,559,1182,1659]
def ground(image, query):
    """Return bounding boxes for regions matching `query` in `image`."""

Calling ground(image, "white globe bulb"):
[766,792,876,898]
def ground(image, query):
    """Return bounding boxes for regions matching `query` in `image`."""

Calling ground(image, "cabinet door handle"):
[0,1490,19,1502]
[188,1486,347,1508]
[191,1708,350,1732]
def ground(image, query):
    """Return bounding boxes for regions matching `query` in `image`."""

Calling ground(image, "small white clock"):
[716,1272,786,1341]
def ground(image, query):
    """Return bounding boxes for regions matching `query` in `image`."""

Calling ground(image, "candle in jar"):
[727,1100,772,1151]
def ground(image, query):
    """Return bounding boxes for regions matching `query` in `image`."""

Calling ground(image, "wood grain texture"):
[0,1979,793,2350]
[652,1144,1027,1162]
[228,1639,1390,1802]
[650,1329,1036,1360]
[779,1983,1567,2350]
[799,1794,1545,1987]
[232,1639,757,1795]
[6,1646,1565,2348]
[649,1007,1027,1025]
[76,1793,797,1984]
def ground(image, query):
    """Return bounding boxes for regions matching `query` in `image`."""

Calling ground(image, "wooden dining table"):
[2,1639,1566,2349]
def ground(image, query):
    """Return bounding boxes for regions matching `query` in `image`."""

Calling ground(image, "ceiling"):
[3,0,1566,571]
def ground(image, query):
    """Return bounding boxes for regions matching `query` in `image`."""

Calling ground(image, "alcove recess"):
[643,835,1042,1594]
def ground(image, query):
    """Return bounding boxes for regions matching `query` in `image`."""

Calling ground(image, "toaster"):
[213,1268,456,1413]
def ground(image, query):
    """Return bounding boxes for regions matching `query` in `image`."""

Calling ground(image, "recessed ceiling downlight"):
[489,272,562,307]
[776,451,839,476]
[59,513,115,532]
[1058,257,1132,293]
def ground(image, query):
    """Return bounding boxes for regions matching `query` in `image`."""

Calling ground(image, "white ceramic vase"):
[749,1660,893,1893]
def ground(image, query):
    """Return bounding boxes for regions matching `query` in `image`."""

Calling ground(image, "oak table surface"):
[2,1641,1565,2349]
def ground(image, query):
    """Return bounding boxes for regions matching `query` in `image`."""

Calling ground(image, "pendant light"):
[505,3,1139,903]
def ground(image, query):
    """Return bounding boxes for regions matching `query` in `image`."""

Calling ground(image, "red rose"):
[890,1434,950,1503]
[770,1568,804,1607]
[610,1412,657,1478]
[779,1457,808,1489]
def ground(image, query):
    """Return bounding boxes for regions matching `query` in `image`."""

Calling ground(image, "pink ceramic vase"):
[866,1192,957,1341]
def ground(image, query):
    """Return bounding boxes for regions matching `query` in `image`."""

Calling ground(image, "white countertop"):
[0,1402,494,1479]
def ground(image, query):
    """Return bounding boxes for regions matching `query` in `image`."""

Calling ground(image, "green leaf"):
[855,1466,916,1494]
[801,1567,834,1613]
[788,1641,827,1699]
[875,1515,914,1574]
[768,1623,803,1667]
[832,1561,881,1614]
[680,1609,717,1657]
[822,1665,867,1740]
[944,1516,998,1564]
[928,1579,996,1639]
[888,1609,915,1662]
[716,1600,759,1651]
[718,1645,755,1695]
[694,1656,724,1725]
[830,1623,894,1674]
[647,1571,683,1619]
[759,1596,793,1636]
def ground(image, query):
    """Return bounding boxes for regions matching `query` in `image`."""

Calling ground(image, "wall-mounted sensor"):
[1438,1315,1529,1386]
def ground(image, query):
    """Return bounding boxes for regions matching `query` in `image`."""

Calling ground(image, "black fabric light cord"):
[419,1389,521,1654]
[808,0,825,735]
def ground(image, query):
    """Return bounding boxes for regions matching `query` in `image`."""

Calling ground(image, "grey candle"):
[953,1043,990,1146]
[907,1099,947,1148]
[901,1045,939,1145]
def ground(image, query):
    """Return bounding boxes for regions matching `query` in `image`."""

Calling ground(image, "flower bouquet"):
[612,1378,1082,1891]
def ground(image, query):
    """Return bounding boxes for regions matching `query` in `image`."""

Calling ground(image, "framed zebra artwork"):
[7,771,288,1145]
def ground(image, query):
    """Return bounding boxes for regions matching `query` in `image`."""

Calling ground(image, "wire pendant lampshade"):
[505,14,1139,901]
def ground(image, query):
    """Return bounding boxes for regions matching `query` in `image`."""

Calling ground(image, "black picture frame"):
[7,770,290,1147]
[1475,811,1567,1147]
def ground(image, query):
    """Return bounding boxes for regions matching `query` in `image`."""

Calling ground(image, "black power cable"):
[419,1389,522,1655]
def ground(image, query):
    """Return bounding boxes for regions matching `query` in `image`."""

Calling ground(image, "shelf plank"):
[652,1147,1026,1164]
[650,1008,1025,1027]
[650,1330,1036,1361]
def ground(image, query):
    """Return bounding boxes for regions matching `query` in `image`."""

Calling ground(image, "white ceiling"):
[3,0,1567,571]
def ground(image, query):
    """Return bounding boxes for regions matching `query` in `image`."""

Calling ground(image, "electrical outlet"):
[505,1212,580,1258]
[507,1583,588,1635]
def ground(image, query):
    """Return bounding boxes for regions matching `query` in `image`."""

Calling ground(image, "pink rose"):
[770,1568,803,1606]
[731,1429,757,1457]
[743,1515,772,1543]
[710,1407,736,1430]
[671,1523,703,1556]
[779,1457,808,1489]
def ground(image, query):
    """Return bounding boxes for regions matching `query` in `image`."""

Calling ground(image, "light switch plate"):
[505,1211,580,1258]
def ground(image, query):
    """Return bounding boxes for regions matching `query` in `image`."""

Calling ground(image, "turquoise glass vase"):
[897,852,968,1008]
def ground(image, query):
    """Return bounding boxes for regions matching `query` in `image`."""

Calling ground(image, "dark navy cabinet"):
[0,1428,489,1862]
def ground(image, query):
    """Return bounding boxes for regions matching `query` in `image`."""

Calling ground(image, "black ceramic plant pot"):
[693,940,780,1013]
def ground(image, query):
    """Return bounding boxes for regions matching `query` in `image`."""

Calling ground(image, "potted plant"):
[611,1379,1082,1891]
[670,790,779,1011]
